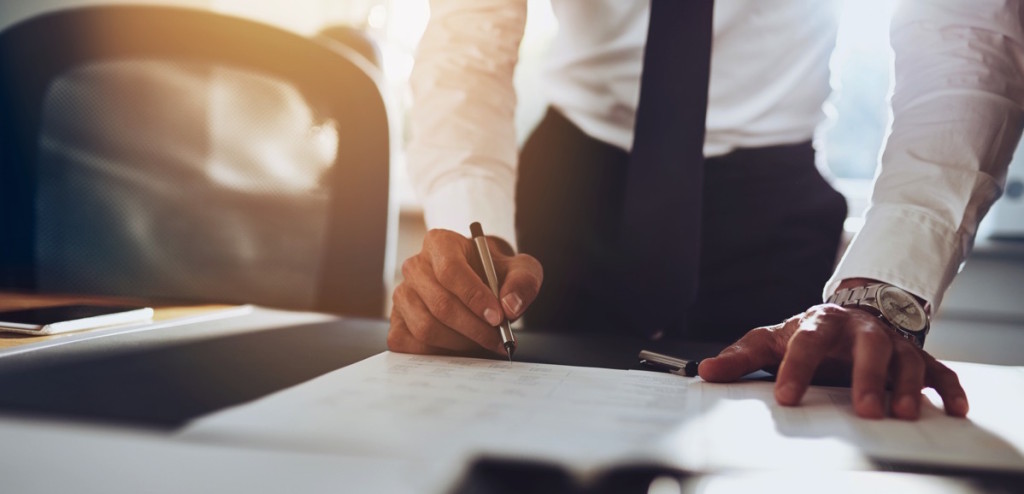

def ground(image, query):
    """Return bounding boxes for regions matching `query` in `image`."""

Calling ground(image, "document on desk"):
[181,352,1024,474]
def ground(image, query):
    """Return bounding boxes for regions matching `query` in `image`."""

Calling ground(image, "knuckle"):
[425,229,463,252]
[897,347,926,371]
[846,310,877,326]
[816,304,845,318]
[392,283,413,306]
[393,282,408,299]
[405,314,435,341]
[807,304,846,325]
[429,293,459,321]
[386,329,404,351]
[747,326,775,343]
[790,326,827,346]
[423,228,447,246]
[434,259,460,286]
[738,326,782,358]
[800,305,843,329]
[401,256,419,279]
[463,286,491,311]
[386,319,411,351]
[782,313,804,328]
[857,323,890,342]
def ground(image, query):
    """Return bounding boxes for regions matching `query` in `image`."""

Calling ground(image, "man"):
[389,0,1024,421]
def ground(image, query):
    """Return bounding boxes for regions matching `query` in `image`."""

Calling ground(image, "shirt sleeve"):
[406,0,527,248]
[826,0,1024,309]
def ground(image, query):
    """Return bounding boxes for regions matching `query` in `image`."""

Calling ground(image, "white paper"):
[655,364,1024,471]
[183,352,702,471]
[181,352,1024,475]
[0,414,415,494]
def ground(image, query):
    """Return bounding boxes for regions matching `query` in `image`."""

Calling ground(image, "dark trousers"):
[515,108,847,343]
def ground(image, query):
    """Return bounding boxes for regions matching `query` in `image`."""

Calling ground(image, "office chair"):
[0,6,395,318]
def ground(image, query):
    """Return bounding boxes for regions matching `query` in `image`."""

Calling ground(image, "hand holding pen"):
[387,227,543,357]
[470,222,517,361]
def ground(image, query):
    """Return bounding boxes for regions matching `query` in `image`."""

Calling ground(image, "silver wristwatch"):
[827,283,930,348]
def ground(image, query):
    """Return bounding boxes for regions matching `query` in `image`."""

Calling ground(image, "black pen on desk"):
[638,350,700,377]
[470,222,517,362]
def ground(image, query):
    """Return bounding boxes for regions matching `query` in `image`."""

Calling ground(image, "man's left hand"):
[697,303,969,420]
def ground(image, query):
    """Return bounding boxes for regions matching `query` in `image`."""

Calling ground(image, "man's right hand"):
[387,229,543,356]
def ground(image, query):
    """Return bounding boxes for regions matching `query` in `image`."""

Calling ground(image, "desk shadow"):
[0,318,388,428]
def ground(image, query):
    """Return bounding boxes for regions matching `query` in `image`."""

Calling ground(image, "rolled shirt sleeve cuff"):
[824,205,966,310]
[420,178,518,251]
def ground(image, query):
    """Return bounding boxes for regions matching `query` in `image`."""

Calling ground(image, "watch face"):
[877,286,928,333]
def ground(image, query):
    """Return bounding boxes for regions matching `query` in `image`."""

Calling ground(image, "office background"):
[3,0,1022,365]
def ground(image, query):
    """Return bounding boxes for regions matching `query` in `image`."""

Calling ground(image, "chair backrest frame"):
[0,5,392,317]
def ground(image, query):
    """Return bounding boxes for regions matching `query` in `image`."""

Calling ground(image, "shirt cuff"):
[824,205,966,310]
[420,178,518,251]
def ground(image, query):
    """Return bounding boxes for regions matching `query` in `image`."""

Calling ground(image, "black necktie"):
[618,0,714,335]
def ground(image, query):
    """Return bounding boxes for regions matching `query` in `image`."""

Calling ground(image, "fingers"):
[496,250,543,321]
[423,230,503,326]
[774,310,842,407]
[888,341,925,420]
[849,321,893,419]
[386,309,449,355]
[389,229,543,356]
[718,302,966,421]
[924,354,970,417]
[698,326,785,382]
[398,257,505,354]
[393,284,493,352]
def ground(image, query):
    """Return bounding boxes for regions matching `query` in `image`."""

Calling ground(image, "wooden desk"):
[0,291,236,351]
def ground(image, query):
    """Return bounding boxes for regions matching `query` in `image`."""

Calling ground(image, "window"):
[823,0,898,181]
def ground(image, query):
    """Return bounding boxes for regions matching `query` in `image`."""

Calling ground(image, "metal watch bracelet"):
[827,283,928,348]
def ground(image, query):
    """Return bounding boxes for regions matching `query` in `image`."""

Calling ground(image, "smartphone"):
[0,304,154,335]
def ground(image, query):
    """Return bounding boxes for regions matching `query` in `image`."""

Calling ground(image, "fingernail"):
[896,395,918,419]
[483,308,501,326]
[502,293,523,316]
[860,393,883,418]
[777,382,800,404]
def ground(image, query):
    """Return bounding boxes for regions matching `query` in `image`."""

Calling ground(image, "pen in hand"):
[470,222,517,362]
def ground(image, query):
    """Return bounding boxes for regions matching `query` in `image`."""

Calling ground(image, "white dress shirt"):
[409,0,1024,310]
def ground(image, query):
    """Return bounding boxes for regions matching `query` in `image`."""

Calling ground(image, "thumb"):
[698,327,781,382]
[497,253,543,321]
